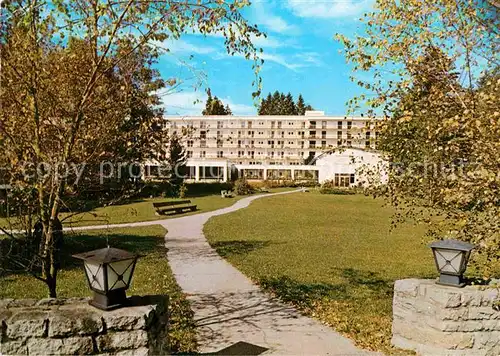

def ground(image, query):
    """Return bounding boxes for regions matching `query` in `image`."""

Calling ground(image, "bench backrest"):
[153,200,192,208]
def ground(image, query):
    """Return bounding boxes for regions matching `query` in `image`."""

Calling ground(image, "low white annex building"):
[146,111,387,186]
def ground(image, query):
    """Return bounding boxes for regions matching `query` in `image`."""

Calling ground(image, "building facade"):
[151,111,385,185]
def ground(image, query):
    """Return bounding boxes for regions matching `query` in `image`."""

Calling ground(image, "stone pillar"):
[0,296,169,356]
[222,165,228,182]
[291,169,295,180]
[195,165,200,182]
[263,168,267,180]
[392,279,500,356]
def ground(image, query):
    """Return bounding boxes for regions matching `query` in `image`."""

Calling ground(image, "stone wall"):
[392,279,500,356]
[0,295,168,355]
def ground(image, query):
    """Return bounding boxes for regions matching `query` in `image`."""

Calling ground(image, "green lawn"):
[204,192,437,354]
[0,189,293,229]
[0,225,196,354]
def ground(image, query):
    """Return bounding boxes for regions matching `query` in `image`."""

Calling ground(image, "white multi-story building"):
[151,111,385,185]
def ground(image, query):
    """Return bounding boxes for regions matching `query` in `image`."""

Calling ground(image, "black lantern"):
[73,247,139,310]
[429,239,475,287]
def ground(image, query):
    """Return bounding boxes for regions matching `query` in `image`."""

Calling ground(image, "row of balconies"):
[168,120,373,130]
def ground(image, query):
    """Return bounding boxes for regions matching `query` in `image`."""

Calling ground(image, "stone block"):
[394,279,420,298]
[6,311,48,338]
[0,299,14,310]
[427,287,461,308]
[27,338,64,355]
[440,308,469,321]
[461,292,484,307]
[48,308,102,337]
[473,331,500,352]
[6,299,38,308]
[59,336,94,355]
[96,330,148,352]
[468,307,495,320]
[481,320,500,331]
[102,313,147,331]
[0,340,28,355]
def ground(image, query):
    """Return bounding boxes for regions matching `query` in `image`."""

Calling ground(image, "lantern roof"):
[73,247,138,263]
[429,239,475,252]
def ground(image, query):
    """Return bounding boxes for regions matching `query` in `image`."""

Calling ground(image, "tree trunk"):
[40,221,61,298]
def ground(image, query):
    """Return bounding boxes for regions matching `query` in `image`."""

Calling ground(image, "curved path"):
[160,190,378,355]
[3,190,378,354]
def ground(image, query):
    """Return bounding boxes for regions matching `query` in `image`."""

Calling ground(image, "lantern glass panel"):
[84,261,105,291]
[433,248,463,274]
[107,259,135,290]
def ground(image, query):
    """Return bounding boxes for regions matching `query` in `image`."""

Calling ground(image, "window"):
[301,122,306,129]
[200,131,206,139]
[187,140,194,148]
[237,140,242,148]
[271,131,275,138]
[322,141,327,148]
[238,131,241,138]
[322,131,326,139]
[277,121,282,129]
[322,121,327,129]
[300,141,305,148]
[241,121,245,128]
[309,140,316,148]
[200,121,206,129]
[248,121,252,128]
[200,140,207,148]
[217,121,223,129]
[309,131,316,138]
[271,121,276,129]
[338,121,343,129]
[249,131,255,138]
[187,151,193,158]
[199,151,206,158]
[337,131,342,139]
[337,139,342,146]
[217,139,223,148]
[281,131,285,138]
[238,151,243,157]
[309,121,316,129]
[217,151,224,158]
[217,130,222,138]
[347,121,352,130]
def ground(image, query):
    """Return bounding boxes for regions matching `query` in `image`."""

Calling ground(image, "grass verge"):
[0,225,196,354]
[204,192,436,354]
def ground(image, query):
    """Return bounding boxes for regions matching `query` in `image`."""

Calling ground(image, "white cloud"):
[161,91,256,116]
[260,53,303,71]
[294,52,324,67]
[251,34,286,49]
[154,39,216,55]
[286,0,374,19]
[253,2,299,34]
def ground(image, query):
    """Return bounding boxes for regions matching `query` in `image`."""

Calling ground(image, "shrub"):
[234,178,253,195]
[319,187,356,195]
[183,182,233,197]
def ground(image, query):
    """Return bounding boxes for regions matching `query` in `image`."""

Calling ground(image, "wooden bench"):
[153,200,197,215]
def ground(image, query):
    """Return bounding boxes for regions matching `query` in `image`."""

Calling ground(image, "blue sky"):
[157,0,375,116]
